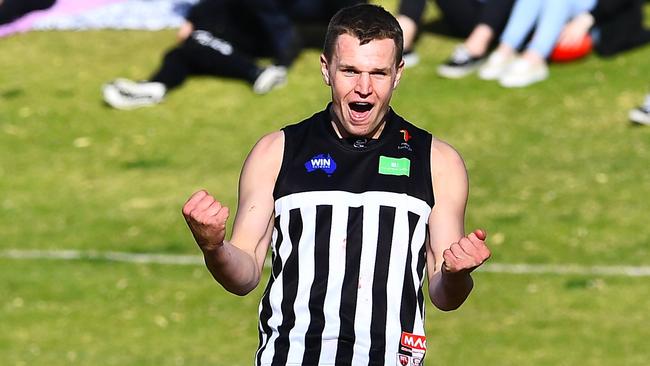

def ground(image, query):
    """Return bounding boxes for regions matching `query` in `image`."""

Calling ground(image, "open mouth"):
[349,102,373,113]
[348,102,373,121]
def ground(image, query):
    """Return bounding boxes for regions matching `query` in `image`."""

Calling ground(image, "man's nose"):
[354,72,372,96]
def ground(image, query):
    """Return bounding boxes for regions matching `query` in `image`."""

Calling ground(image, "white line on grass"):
[0,249,203,265]
[1,249,650,277]
[483,263,650,277]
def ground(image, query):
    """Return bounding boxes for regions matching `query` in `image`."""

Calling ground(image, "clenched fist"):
[182,190,230,251]
[442,229,490,273]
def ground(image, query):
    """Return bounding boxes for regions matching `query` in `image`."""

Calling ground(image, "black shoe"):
[437,45,485,79]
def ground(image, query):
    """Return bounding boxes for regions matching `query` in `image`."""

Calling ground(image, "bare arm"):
[182,131,284,295]
[426,139,491,311]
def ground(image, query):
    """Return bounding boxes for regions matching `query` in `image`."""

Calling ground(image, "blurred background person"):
[478,0,597,88]
[555,0,650,57]
[0,0,55,25]
[103,0,365,110]
[480,0,650,88]
[396,0,515,77]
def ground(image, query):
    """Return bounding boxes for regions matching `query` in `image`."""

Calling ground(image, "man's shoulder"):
[280,106,329,144]
[250,130,285,160]
[431,138,460,158]
[430,137,467,181]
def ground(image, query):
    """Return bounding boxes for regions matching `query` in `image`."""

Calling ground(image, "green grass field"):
[1,1,650,365]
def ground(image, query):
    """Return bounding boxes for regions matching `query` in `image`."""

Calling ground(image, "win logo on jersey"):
[305,153,337,175]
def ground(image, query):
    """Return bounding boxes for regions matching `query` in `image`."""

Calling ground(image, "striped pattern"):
[255,191,432,366]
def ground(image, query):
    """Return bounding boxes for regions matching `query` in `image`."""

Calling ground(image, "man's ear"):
[393,59,405,89]
[320,54,330,86]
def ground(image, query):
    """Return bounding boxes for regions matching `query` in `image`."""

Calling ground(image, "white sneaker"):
[629,94,650,125]
[402,50,420,68]
[102,79,166,110]
[112,78,166,99]
[478,51,514,80]
[498,58,549,88]
[253,66,287,94]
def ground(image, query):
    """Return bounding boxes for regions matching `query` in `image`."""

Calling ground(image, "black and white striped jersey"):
[255,105,435,366]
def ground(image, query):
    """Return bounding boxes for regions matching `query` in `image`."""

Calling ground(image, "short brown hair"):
[323,4,404,66]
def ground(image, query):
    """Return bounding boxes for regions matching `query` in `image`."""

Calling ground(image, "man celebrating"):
[182,4,490,365]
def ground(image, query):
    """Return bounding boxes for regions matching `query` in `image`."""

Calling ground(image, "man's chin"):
[343,120,377,137]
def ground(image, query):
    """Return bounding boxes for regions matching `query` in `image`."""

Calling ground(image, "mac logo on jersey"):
[400,332,427,351]
[305,153,337,175]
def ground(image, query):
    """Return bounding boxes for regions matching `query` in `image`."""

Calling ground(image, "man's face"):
[321,33,404,138]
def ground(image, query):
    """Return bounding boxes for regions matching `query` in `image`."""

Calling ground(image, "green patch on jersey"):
[378,156,410,177]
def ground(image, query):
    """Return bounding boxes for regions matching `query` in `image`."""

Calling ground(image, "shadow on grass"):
[121,158,170,170]
[1,88,24,99]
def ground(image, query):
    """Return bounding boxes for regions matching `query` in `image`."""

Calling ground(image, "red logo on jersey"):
[398,355,410,365]
[400,332,427,351]
[400,129,411,142]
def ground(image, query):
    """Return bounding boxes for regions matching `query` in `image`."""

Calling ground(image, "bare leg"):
[493,42,516,58]
[464,24,494,57]
[397,15,418,51]
[520,49,546,66]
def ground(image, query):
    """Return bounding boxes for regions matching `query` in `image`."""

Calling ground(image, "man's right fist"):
[182,190,230,251]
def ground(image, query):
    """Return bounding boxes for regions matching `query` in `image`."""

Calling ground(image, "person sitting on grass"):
[477,0,599,88]
[396,0,515,78]
[479,0,650,88]
[103,0,365,110]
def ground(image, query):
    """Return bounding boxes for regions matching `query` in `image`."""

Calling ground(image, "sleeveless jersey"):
[255,105,435,366]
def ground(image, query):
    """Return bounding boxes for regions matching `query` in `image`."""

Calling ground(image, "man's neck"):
[330,120,387,140]
[329,110,388,140]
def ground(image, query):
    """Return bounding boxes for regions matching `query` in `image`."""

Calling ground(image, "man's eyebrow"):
[338,63,357,69]
[338,64,391,73]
